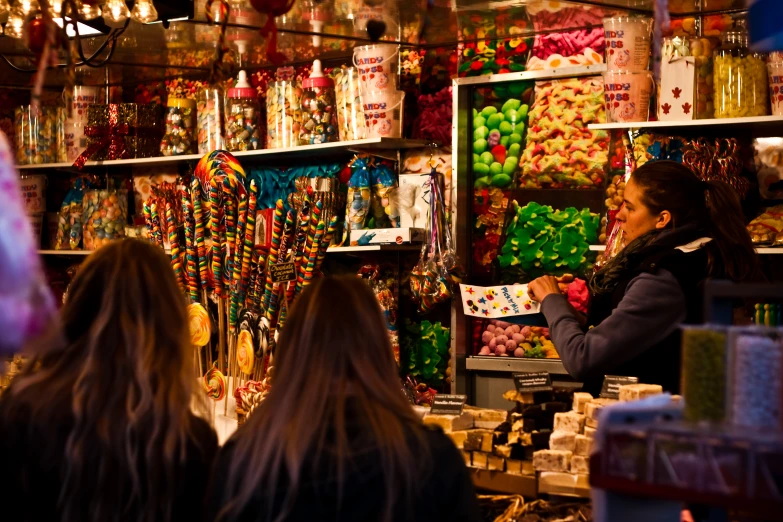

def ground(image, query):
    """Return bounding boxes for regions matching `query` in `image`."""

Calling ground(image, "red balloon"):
[24,17,47,56]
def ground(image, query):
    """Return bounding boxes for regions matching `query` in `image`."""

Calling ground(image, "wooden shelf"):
[17,138,433,171]
[588,115,783,132]
[471,469,538,497]
[38,250,92,256]
[453,64,606,86]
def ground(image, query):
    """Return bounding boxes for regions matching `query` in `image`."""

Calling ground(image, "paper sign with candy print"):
[459,284,540,318]
[658,56,696,121]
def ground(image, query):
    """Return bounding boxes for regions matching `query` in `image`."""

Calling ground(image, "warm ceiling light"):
[48,0,62,16]
[79,2,101,20]
[5,11,24,38]
[130,0,157,23]
[16,0,39,16]
[103,0,129,24]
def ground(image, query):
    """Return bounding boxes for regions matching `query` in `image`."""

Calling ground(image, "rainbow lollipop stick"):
[191,178,209,292]
[166,200,185,291]
[261,200,285,313]
[182,190,199,302]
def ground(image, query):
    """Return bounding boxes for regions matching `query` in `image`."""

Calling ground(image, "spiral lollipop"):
[191,178,209,291]
[188,302,212,347]
[203,364,226,401]
[251,249,266,310]
[182,191,199,302]
[142,202,154,241]
[165,200,185,290]
[209,177,225,298]
[239,181,258,308]
[261,200,285,313]
[229,189,248,330]
[297,200,323,294]
[302,221,325,289]
[316,215,339,272]
[150,201,164,248]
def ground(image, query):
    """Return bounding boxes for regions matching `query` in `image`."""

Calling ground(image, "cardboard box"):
[349,227,424,245]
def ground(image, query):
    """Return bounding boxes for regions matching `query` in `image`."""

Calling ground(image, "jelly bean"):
[15,105,62,165]
[226,97,261,152]
[197,88,226,154]
[333,66,367,141]
[82,189,127,251]
[714,53,768,118]
[266,80,303,149]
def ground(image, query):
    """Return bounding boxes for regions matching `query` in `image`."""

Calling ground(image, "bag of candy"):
[370,162,400,229]
[342,156,372,244]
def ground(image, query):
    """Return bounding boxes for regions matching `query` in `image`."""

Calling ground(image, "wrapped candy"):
[370,163,400,229]
[341,157,372,243]
[82,186,128,251]
[0,130,57,353]
[55,177,92,251]
[358,265,399,364]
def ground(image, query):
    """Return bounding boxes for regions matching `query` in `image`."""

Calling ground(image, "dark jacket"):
[0,394,218,521]
[542,226,715,396]
[206,414,482,522]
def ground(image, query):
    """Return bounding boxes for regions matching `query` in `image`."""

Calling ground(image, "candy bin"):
[160,97,196,156]
[472,83,530,190]
[266,80,303,149]
[457,8,532,77]
[333,66,367,141]
[690,37,718,119]
[226,70,262,151]
[82,187,128,250]
[713,27,768,118]
[300,60,338,145]
[15,105,60,165]
[681,325,727,423]
[197,86,226,153]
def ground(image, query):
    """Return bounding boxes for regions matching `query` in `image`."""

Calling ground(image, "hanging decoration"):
[249,0,295,65]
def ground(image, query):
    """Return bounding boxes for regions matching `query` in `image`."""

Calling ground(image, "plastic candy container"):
[333,66,367,141]
[160,97,196,156]
[197,87,226,154]
[15,105,61,165]
[728,328,782,430]
[300,60,338,145]
[266,80,303,149]
[690,37,718,119]
[713,27,768,118]
[457,8,532,77]
[681,325,727,423]
[82,188,128,250]
[226,70,262,151]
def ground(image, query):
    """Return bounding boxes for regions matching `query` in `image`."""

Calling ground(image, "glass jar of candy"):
[266,80,303,149]
[333,66,367,141]
[82,188,128,250]
[161,97,196,156]
[713,27,768,118]
[197,86,226,154]
[15,105,61,164]
[226,70,262,151]
[689,37,718,119]
[299,60,339,145]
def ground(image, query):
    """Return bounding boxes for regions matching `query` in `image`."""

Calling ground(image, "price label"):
[430,394,467,415]
[512,372,553,393]
[269,262,297,283]
[600,375,639,399]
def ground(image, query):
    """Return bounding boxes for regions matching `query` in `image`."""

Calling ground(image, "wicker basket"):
[477,494,526,522]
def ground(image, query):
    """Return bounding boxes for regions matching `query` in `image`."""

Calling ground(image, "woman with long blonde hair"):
[207,276,480,522]
[0,239,218,522]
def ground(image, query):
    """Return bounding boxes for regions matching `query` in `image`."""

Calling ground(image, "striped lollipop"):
[302,221,325,289]
[209,177,226,298]
[260,200,285,313]
[182,190,199,302]
[203,364,226,401]
[165,200,185,290]
[191,178,209,291]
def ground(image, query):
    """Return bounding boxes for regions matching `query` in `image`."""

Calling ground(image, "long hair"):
[591,161,759,294]
[216,276,424,522]
[4,239,199,522]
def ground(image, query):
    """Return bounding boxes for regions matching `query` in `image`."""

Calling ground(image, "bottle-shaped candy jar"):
[713,26,768,118]
[161,97,196,156]
[226,70,261,151]
[300,59,339,145]
[197,86,226,154]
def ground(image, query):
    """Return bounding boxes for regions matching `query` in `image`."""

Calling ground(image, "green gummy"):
[473,162,490,176]
[503,157,518,175]
[491,173,512,188]
[480,151,494,165]
[473,116,486,129]
[473,126,489,141]
[508,143,521,157]
[509,133,523,145]
[486,113,504,130]
[489,162,503,176]
[500,136,510,148]
[474,139,487,154]
[499,121,513,136]
[480,106,498,117]
[474,176,491,188]
[501,98,521,113]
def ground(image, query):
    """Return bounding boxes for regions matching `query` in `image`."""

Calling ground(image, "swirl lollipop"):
[203,365,226,401]
[188,303,212,347]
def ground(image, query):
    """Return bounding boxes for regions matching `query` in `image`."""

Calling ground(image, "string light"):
[103,0,129,24]
[16,0,39,16]
[0,0,10,18]
[79,1,101,20]
[48,0,62,16]
[5,11,24,38]
[130,0,157,23]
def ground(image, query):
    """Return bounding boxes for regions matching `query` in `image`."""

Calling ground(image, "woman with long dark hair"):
[207,276,480,522]
[0,239,218,522]
[528,161,759,394]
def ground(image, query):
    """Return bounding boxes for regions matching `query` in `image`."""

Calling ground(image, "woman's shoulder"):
[186,413,219,458]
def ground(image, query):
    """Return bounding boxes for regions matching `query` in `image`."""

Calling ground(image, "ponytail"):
[702,180,759,281]
[631,161,759,282]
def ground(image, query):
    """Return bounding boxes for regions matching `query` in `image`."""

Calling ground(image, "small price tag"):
[600,375,639,399]
[430,394,467,415]
[512,372,553,393]
[269,262,297,283]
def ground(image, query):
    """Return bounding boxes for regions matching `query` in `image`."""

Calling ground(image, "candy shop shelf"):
[326,244,422,253]
[453,64,607,87]
[16,139,434,171]
[466,356,569,374]
[470,469,538,497]
[588,115,783,134]
[38,250,92,256]
[591,246,783,254]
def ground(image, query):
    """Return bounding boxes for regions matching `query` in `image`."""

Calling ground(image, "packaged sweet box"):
[83,103,161,162]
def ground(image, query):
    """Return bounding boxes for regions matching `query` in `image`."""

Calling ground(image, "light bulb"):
[48,0,62,16]
[103,0,129,24]
[0,0,10,17]
[130,0,157,23]
[5,12,24,38]
[17,0,39,16]
[79,2,101,20]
